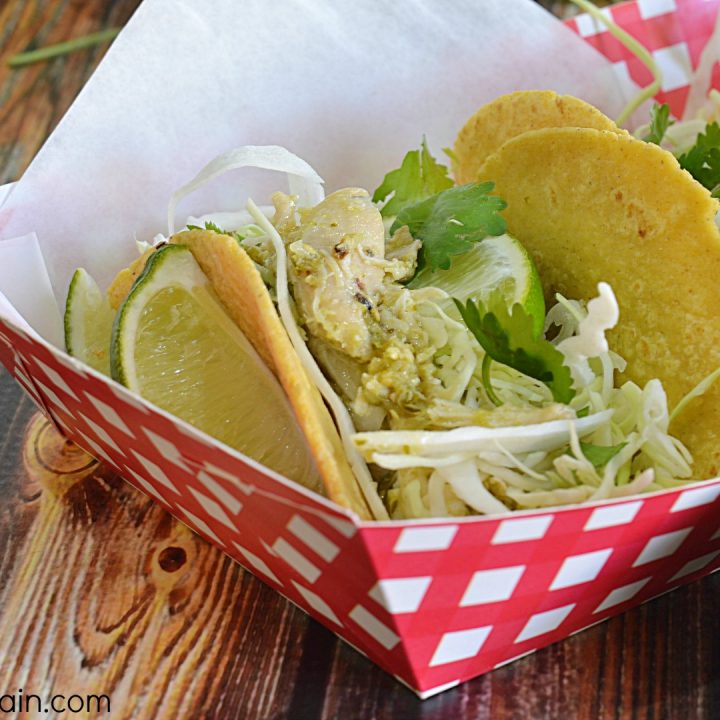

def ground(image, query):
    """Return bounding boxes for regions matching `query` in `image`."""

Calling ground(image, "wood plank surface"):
[0,2,719,719]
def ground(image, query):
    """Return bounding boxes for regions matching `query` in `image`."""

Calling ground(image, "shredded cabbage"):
[353,284,700,519]
[168,145,325,235]
[246,199,390,520]
[161,144,708,522]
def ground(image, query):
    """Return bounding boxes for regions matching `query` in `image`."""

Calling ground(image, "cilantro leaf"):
[392,182,507,272]
[579,441,627,468]
[372,138,453,218]
[187,221,245,242]
[644,103,674,145]
[454,295,575,403]
[677,121,720,196]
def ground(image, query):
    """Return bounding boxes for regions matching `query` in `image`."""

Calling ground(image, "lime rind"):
[64,267,114,375]
[110,243,318,485]
[408,233,546,334]
[110,244,206,387]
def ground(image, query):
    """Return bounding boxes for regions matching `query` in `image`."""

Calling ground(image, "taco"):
[452,90,626,184]
[66,95,720,521]
[476,126,720,480]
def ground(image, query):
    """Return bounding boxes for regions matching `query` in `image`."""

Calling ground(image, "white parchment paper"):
[0,0,637,343]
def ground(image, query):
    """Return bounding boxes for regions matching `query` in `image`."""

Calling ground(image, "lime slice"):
[64,268,115,375]
[110,244,319,486]
[408,233,545,334]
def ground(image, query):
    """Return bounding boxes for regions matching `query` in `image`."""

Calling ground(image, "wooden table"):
[1,1,719,718]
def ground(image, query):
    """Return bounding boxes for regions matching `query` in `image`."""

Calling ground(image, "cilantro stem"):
[481,355,503,407]
[569,0,661,126]
[7,28,121,68]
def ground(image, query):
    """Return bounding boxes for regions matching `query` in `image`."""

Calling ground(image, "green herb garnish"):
[677,122,720,197]
[187,221,245,242]
[392,182,507,272]
[644,103,674,145]
[579,441,627,468]
[454,295,574,404]
[372,138,453,218]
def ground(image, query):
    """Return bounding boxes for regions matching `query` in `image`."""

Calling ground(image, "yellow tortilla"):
[172,229,373,519]
[453,90,624,184]
[477,127,720,479]
[107,247,154,310]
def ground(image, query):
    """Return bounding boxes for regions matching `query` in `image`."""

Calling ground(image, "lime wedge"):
[64,268,115,375]
[110,244,318,486]
[408,233,545,334]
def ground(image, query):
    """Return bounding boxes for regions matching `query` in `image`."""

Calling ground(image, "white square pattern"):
[232,542,281,584]
[633,528,692,567]
[550,549,613,590]
[369,577,432,614]
[197,470,243,515]
[85,392,134,436]
[492,516,553,544]
[515,604,576,643]
[35,380,73,418]
[669,550,720,582]
[287,515,339,562]
[653,43,693,92]
[180,506,224,547]
[143,427,191,472]
[429,626,493,667]
[125,467,165,503]
[272,538,321,584]
[637,0,676,20]
[584,501,642,531]
[594,578,651,614]
[189,487,237,531]
[349,605,400,651]
[575,6,613,37]
[394,525,458,553]
[292,581,342,625]
[131,450,179,493]
[35,359,79,400]
[78,412,124,456]
[460,566,526,606]
[671,485,720,513]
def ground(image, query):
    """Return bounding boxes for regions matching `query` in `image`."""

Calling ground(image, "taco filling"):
[66,93,720,521]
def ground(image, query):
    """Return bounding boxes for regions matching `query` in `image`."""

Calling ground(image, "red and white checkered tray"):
[565,0,720,119]
[2,0,720,700]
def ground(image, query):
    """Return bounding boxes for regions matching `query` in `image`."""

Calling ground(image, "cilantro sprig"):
[391,183,507,272]
[373,140,507,272]
[643,102,674,145]
[643,103,720,197]
[187,220,245,243]
[454,295,575,404]
[677,121,720,197]
[372,138,453,218]
[579,441,627,468]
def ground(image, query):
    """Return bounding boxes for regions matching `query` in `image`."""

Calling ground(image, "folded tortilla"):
[453,90,625,184]
[477,127,720,479]
[173,229,374,519]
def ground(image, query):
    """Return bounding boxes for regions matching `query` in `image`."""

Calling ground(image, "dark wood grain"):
[0,2,719,719]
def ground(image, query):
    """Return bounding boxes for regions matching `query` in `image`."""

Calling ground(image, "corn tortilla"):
[172,229,373,519]
[453,90,624,184]
[477,127,720,479]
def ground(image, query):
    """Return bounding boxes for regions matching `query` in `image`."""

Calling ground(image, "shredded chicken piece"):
[278,188,386,361]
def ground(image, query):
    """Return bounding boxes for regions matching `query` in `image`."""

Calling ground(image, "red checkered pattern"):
[2,313,720,698]
[565,0,720,119]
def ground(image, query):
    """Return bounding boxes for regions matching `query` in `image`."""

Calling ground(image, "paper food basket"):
[1,0,720,699]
